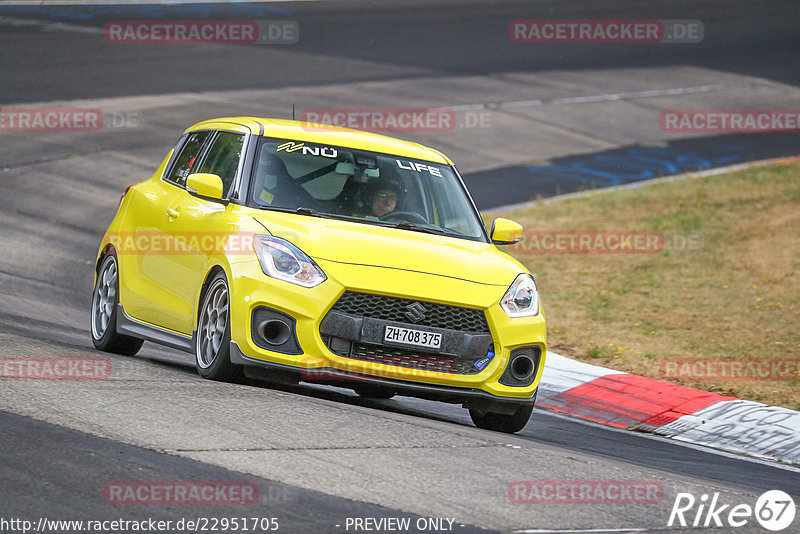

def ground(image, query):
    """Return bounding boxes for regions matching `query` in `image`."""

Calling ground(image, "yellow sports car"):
[91,117,546,433]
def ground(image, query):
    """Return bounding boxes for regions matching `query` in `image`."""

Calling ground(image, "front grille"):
[330,291,490,333]
[347,343,481,375]
[321,291,493,376]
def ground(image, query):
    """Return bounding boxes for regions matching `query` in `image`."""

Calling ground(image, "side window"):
[197,131,245,197]
[166,132,211,186]
[164,131,211,187]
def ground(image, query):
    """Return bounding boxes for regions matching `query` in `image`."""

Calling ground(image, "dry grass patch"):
[487,161,800,409]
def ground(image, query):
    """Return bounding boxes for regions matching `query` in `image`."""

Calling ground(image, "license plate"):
[384,325,442,349]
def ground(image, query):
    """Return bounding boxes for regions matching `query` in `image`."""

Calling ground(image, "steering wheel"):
[380,211,428,224]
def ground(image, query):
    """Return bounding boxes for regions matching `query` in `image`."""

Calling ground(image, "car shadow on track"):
[140,352,476,429]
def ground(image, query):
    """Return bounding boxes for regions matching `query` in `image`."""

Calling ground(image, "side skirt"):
[116,303,194,353]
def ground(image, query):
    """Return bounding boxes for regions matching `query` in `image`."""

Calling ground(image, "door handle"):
[166,208,180,220]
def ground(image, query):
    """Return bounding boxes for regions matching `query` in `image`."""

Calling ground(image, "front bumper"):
[228,258,546,404]
[229,341,537,413]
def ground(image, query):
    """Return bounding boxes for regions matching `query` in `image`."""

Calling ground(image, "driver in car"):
[362,177,406,218]
[370,185,399,217]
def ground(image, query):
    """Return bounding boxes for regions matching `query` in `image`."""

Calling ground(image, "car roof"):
[184,117,452,164]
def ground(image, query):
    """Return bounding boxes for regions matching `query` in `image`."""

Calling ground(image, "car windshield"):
[248,138,487,241]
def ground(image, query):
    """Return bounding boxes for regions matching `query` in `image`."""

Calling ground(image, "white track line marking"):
[0,16,102,34]
[448,84,727,111]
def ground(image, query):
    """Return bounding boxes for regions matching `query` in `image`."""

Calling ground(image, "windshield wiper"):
[294,207,318,216]
[257,207,447,235]
[258,205,324,217]
[388,222,445,235]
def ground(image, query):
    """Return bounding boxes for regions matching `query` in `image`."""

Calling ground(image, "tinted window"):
[197,131,245,197]
[249,139,486,242]
[164,131,211,187]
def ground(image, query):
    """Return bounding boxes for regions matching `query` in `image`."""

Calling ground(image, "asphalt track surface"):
[1,1,800,533]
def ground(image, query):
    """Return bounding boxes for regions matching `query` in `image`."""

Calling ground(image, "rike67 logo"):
[669,490,795,531]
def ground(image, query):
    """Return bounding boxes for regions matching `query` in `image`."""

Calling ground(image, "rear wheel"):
[91,254,144,356]
[469,401,534,434]
[195,272,242,382]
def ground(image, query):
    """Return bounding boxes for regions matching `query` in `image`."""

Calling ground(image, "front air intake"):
[251,307,302,355]
[499,347,541,387]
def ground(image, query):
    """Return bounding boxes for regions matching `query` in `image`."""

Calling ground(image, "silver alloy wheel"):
[196,278,229,369]
[91,257,117,340]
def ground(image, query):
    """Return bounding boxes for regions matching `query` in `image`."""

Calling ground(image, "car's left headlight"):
[500,273,540,317]
[253,235,326,288]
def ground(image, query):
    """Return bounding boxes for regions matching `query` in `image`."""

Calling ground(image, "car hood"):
[250,212,523,286]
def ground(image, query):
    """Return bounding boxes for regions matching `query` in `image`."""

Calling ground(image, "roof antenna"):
[292,102,295,121]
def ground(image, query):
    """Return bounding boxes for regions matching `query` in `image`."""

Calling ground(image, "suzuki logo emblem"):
[405,302,426,323]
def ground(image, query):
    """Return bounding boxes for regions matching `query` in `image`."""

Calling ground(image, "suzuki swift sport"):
[91,117,546,433]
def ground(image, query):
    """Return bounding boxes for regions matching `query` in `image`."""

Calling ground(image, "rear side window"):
[164,131,211,187]
[197,131,245,197]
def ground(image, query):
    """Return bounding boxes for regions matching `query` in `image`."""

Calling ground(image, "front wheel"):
[91,254,144,356]
[469,402,534,434]
[195,272,242,382]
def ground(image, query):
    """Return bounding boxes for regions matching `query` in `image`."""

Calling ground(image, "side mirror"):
[186,173,224,201]
[490,218,523,245]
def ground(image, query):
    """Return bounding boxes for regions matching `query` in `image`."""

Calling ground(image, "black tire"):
[469,401,534,434]
[195,272,243,382]
[353,383,397,399]
[91,254,144,356]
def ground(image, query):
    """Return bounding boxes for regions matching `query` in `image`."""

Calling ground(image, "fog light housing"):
[251,307,302,355]
[499,346,541,387]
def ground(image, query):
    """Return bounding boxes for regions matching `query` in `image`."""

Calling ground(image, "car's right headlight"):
[500,273,540,317]
[252,235,326,288]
